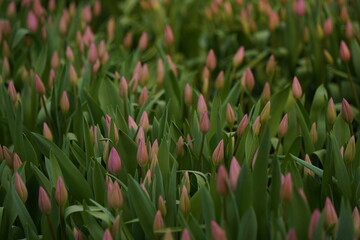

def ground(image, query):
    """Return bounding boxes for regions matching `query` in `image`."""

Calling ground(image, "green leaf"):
[12,29,29,48]
[336,199,354,240]
[237,208,257,240]
[201,187,216,240]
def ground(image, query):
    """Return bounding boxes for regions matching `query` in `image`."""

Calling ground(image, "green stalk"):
[345,63,360,110]
[46,214,56,240]
[198,133,206,171]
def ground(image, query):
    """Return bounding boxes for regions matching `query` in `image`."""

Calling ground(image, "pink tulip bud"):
[13,153,22,170]
[98,40,106,59]
[66,46,74,62]
[186,134,193,150]
[60,91,70,114]
[327,98,336,125]
[260,101,271,123]
[157,59,164,85]
[135,126,145,145]
[33,0,44,17]
[138,32,148,51]
[233,46,245,67]
[217,165,229,196]
[123,31,133,49]
[55,176,68,206]
[139,111,150,131]
[164,25,174,46]
[339,40,351,62]
[261,82,271,102]
[229,157,241,191]
[138,87,148,106]
[107,147,121,174]
[345,21,353,39]
[298,188,308,203]
[128,116,138,131]
[323,17,333,35]
[38,186,52,214]
[324,197,338,228]
[226,104,236,126]
[34,74,45,95]
[69,64,78,86]
[118,76,128,98]
[51,51,60,69]
[252,116,261,136]
[107,181,123,209]
[211,221,227,240]
[184,84,193,106]
[102,229,113,240]
[202,66,210,81]
[280,173,293,202]
[212,139,224,166]
[93,1,101,16]
[293,0,306,16]
[237,114,248,137]
[27,11,38,32]
[286,228,297,240]
[341,98,353,124]
[179,185,191,217]
[304,154,314,177]
[7,80,17,103]
[111,215,121,238]
[310,122,318,145]
[15,172,28,203]
[158,195,167,217]
[143,169,152,185]
[266,55,276,75]
[344,136,356,164]
[292,77,302,99]
[340,6,349,22]
[164,228,173,240]
[107,18,115,41]
[241,68,255,91]
[176,136,185,157]
[83,27,95,46]
[206,49,217,70]
[137,139,149,167]
[353,207,360,237]
[308,209,321,239]
[3,146,13,168]
[181,228,191,240]
[197,94,208,116]
[215,71,225,90]
[166,55,177,76]
[199,111,210,133]
[59,15,68,35]
[140,64,149,84]
[153,210,164,235]
[48,0,56,12]
[6,1,16,17]
[88,42,98,63]
[48,69,56,88]
[43,122,53,142]
[81,5,92,23]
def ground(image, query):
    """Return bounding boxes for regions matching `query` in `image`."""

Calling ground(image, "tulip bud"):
[65,46,75,62]
[135,126,145,145]
[38,186,52,214]
[226,104,236,127]
[138,32,148,51]
[181,228,191,240]
[48,69,56,88]
[323,49,334,64]
[323,17,333,36]
[252,116,261,136]
[158,195,167,217]
[138,87,148,106]
[310,122,318,145]
[326,98,336,125]
[211,221,227,240]
[103,141,110,163]
[43,122,53,142]
[81,5,92,23]
[233,46,245,67]
[15,172,28,203]
[123,31,133,49]
[229,157,241,191]
[286,228,297,240]
[266,55,276,75]
[27,11,38,32]
[215,71,225,90]
[261,82,271,102]
[93,1,101,16]
[55,176,68,206]
[324,197,338,228]
[217,165,229,196]
[241,68,255,92]
[150,140,159,160]
[280,173,293,202]
[60,91,70,114]
[137,139,149,167]
[111,215,121,238]
[166,55,177,76]
[353,207,360,237]
[34,74,45,95]
[212,139,224,166]
[107,147,121,174]
[7,1,16,17]
[277,114,289,138]
[164,25,174,46]
[206,49,217,70]
[128,116,138,131]
[13,153,22,170]
[179,185,191,217]
[345,21,353,39]
[292,77,302,99]
[157,59,164,85]
[3,146,13,168]
[176,136,185,157]
[293,0,306,16]
[143,169,152,185]
[69,64,78,86]
[339,40,351,62]
[308,209,321,239]
[237,114,248,137]
[184,84,193,106]
[119,76,128,98]
[88,42,98,63]
[341,98,353,124]
[139,111,150,131]
[102,229,113,240]
[153,210,164,235]
[140,64,149,85]
[184,171,190,194]
[260,101,271,123]
[107,181,123,209]
[197,94,208,116]
[304,154,315,177]
[163,228,173,240]
[344,136,356,164]
[51,51,60,70]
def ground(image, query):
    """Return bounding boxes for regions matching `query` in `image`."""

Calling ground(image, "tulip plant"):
[1,0,360,239]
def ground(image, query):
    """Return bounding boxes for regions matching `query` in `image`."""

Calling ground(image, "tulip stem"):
[275,137,282,155]
[73,85,78,109]
[345,63,360,110]
[46,214,56,240]
[60,207,66,240]
[198,133,205,171]
[41,95,52,124]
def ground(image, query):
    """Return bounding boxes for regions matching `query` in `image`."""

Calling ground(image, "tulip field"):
[1,0,360,239]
